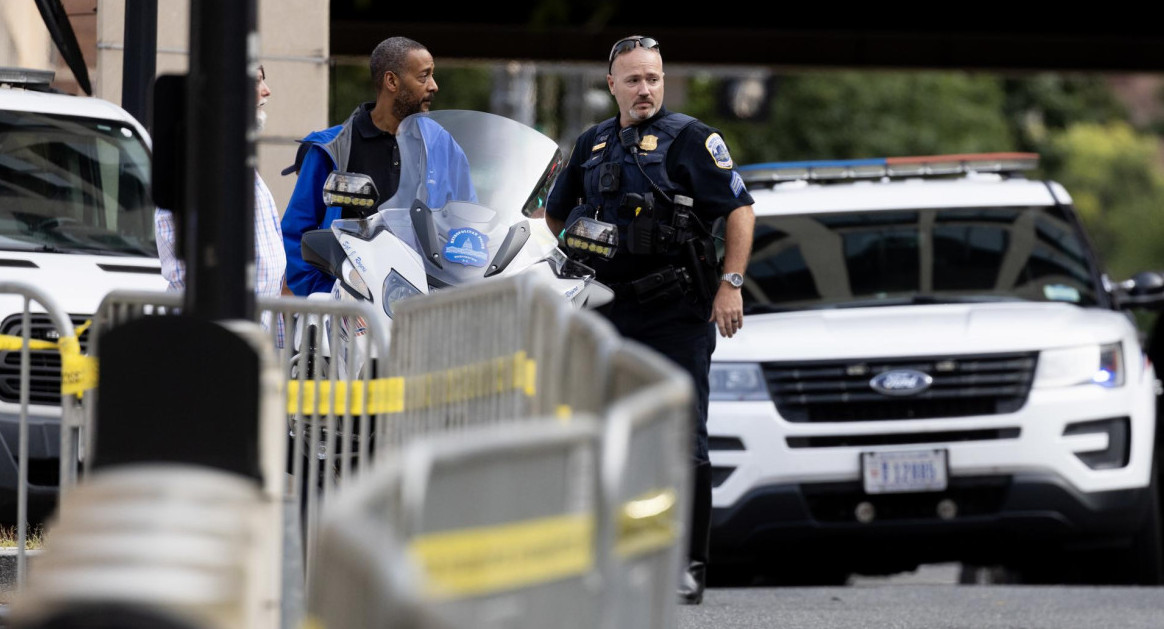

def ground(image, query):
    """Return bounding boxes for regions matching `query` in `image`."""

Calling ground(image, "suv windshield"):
[0,108,154,256]
[744,205,1102,313]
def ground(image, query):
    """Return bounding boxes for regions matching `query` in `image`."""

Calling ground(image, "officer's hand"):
[711,285,744,338]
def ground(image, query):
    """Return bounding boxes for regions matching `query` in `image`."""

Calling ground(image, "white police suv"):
[707,153,1164,585]
[0,68,165,523]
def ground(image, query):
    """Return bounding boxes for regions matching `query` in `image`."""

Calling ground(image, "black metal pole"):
[120,0,156,128]
[184,0,255,320]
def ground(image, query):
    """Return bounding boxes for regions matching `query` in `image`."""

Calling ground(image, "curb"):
[0,548,41,593]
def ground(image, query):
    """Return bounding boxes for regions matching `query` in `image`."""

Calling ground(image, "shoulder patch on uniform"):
[705,133,733,169]
[730,171,747,198]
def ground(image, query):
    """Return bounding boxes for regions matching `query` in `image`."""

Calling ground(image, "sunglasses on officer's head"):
[608,36,660,73]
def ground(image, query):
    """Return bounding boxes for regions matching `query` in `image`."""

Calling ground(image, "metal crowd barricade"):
[0,280,87,590]
[85,290,394,585]
[598,341,694,629]
[379,274,565,448]
[306,417,605,629]
[550,309,622,419]
[523,277,576,417]
[9,270,696,628]
[302,284,694,629]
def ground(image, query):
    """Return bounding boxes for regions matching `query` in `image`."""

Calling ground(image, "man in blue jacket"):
[281,36,438,296]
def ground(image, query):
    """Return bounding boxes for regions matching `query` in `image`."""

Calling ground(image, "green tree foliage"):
[1045,120,1164,280]
[1002,74,1130,152]
[684,71,1016,164]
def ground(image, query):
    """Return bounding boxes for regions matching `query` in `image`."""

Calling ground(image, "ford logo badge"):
[869,369,933,396]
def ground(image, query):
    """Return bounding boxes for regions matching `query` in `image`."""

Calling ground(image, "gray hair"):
[369,36,426,91]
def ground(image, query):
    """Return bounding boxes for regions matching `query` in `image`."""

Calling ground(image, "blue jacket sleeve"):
[282,144,338,296]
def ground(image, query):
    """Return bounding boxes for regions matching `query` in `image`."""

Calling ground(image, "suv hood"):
[0,251,166,316]
[715,302,1134,362]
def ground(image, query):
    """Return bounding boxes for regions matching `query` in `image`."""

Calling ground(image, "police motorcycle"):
[291,109,614,378]
[285,109,613,476]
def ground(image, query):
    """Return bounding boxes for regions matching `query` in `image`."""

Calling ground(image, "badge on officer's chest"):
[639,135,658,151]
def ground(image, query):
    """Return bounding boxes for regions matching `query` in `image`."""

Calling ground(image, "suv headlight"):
[710,363,771,401]
[1034,342,1125,389]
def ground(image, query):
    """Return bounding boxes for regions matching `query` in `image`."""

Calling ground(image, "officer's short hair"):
[369,36,426,91]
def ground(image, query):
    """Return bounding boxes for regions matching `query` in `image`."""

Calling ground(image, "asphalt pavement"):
[679,564,1164,629]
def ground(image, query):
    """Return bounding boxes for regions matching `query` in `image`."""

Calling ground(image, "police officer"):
[545,34,755,605]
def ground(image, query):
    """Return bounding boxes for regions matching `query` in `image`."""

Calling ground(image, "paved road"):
[678,564,1164,629]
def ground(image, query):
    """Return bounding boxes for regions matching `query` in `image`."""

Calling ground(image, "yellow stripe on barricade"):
[0,320,97,398]
[409,512,595,599]
[286,379,397,416]
[615,488,679,559]
[286,351,537,416]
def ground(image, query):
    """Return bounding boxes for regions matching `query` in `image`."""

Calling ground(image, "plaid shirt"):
[155,171,288,346]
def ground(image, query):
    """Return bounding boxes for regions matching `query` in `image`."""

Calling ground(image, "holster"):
[628,266,688,303]
[684,234,719,301]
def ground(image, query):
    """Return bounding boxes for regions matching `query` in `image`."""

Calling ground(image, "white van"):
[708,153,1164,586]
[0,69,166,523]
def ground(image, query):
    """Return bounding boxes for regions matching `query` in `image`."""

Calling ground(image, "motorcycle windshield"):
[381,110,563,287]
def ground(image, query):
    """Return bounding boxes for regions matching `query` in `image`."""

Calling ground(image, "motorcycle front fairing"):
[330,211,429,319]
[380,110,596,292]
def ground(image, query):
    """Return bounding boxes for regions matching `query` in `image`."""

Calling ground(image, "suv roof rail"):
[740,152,1040,185]
[0,67,56,91]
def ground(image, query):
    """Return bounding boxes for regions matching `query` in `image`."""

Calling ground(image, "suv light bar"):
[740,152,1039,184]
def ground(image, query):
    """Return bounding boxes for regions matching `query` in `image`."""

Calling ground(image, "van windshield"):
[743,205,1103,313]
[0,108,155,256]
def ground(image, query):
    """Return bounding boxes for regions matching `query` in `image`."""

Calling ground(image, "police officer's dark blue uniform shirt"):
[547,107,753,286]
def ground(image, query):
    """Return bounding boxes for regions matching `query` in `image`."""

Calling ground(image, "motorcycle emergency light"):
[564,216,618,260]
[323,170,379,210]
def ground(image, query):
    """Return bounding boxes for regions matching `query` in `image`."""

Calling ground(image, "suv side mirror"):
[1116,271,1164,309]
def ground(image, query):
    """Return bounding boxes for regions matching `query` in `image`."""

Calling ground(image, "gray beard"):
[255,109,267,132]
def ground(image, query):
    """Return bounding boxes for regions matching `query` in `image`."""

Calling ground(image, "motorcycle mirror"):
[564,216,618,260]
[323,171,379,212]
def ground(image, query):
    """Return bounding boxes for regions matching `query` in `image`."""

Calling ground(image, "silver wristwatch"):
[721,272,744,288]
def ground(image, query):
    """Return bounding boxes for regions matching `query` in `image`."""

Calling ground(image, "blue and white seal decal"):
[705,133,733,169]
[443,227,489,267]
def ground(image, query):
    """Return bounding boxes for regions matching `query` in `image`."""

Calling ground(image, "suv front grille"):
[0,313,92,406]
[765,352,1037,422]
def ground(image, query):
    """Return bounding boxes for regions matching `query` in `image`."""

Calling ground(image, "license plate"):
[861,449,948,494]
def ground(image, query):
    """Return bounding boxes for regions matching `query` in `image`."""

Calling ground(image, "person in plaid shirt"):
[154,64,288,345]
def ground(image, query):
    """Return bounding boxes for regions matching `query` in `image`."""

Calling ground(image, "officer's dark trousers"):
[598,293,716,572]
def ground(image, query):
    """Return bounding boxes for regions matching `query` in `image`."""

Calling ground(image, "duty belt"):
[606,266,690,304]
